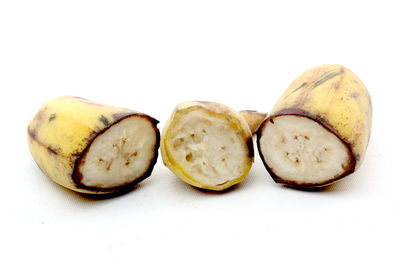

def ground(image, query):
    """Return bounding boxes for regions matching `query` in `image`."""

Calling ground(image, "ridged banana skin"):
[27,96,160,194]
[160,101,254,191]
[257,64,372,187]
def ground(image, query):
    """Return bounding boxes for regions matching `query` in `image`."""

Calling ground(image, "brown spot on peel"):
[286,82,308,99]
[49,113,56,122]
[312,69,344,89]
[47,146,59,155]
[28,127,61,155]
[28,127,37,141]
[99,115,110,127]
[112,111,160,125]
[350,92,359,99]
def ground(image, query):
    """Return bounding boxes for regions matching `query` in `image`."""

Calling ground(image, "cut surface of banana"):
[161,101,253,191]
[77,116,158,189]
[258,115,351,185]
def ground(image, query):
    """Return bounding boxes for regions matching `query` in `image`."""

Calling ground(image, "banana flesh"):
[27,96,160,194]
[259,115,351,185]
[257,65,372,187]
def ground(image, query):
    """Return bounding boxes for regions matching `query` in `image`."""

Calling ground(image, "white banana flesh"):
[258,115,351,185]
[78,116,158,188]
[165,109,250,187]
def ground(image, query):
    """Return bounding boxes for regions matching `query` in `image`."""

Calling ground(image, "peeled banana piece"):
[160,101,254,191]
[27,96,160,194]
[257,65,372,187]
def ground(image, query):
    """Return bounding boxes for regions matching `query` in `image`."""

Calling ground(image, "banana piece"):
[160,101,254,191]
[27,96,160,194]
[239,110,268,134]
[257,65,372,187]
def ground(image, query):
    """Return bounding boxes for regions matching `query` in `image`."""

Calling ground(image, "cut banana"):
[239,110,267,134]
[27,96,160,194]
[161,101,254,191]
[257,65,372,187]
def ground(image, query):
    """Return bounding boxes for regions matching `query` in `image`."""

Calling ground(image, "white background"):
[0,1,398,266]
